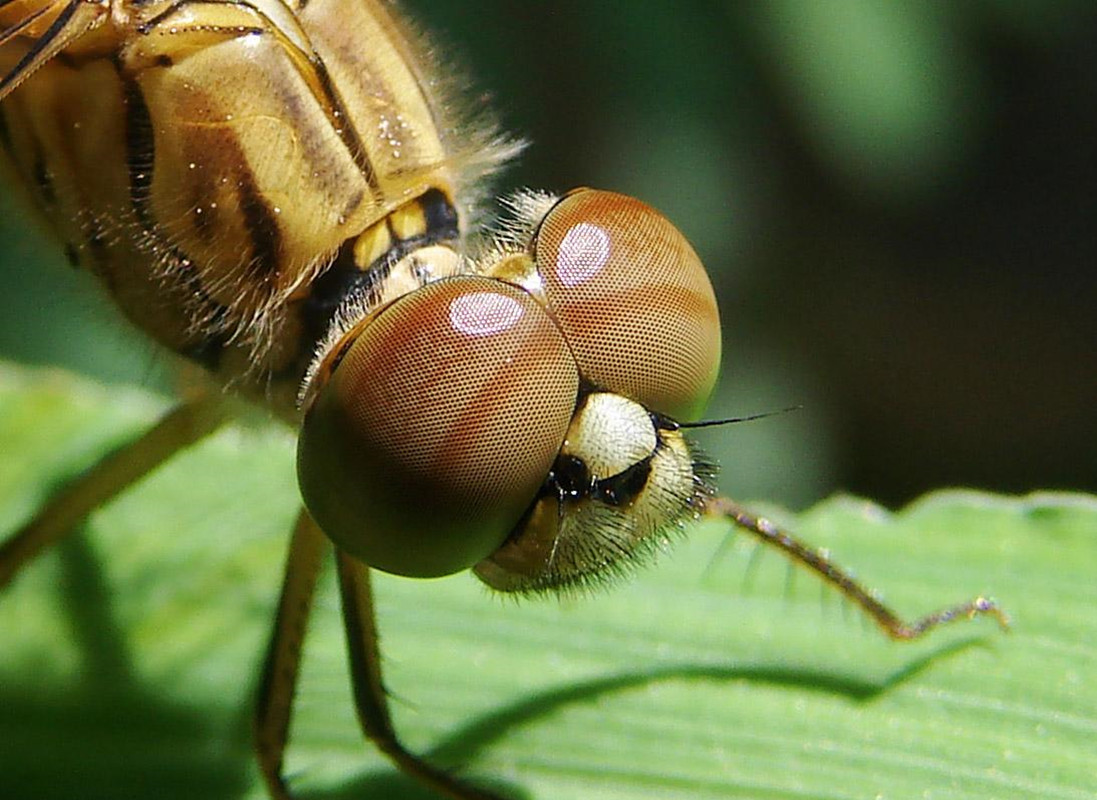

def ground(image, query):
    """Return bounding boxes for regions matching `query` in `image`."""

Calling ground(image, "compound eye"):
[297,277,579,578]
[532,189,721,421]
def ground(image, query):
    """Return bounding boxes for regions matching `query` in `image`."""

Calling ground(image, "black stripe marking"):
[137,0,264,32]
[0,0,80,97]
[299,235,362,349]
[593,459,653,507]
[121,72,156,231]
[296,190,460,363]
[310,57,379,194]
[421,188,460,239]
[236,170,282,279]
[544,448,653,508]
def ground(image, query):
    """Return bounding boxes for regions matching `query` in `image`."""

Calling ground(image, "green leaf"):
[1,361,1093,800]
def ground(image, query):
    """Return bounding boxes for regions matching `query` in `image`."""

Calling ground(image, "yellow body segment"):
[0,0,469,416]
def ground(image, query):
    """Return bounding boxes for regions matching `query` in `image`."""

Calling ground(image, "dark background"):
[1,1,1094,508]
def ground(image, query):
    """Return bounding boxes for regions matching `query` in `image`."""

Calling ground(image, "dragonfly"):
[0,0,1008,797]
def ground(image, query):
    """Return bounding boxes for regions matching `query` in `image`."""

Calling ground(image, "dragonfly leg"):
[254,508,328,800]
[0,394,228,589]
[706,496,1010,640]
[336,549,509,800]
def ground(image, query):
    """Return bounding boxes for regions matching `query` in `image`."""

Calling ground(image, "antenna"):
[676,405,803,430]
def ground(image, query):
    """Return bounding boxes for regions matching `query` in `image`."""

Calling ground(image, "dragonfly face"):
[297,188,721,585]
[0,1,1007,797]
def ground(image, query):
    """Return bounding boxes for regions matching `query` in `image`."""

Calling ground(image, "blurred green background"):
[1,0,1094,509]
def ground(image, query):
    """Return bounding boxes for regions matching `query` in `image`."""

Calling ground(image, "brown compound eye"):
[532,189,721,421]
[297,276,579,578]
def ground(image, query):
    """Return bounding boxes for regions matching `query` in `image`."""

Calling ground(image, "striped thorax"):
[0,0,501,415]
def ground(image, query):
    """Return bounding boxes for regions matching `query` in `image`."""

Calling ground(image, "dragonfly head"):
[296,189,721,588]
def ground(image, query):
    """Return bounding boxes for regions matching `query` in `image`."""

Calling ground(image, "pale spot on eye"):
[556,222,610,287]
[449,292,524,337]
